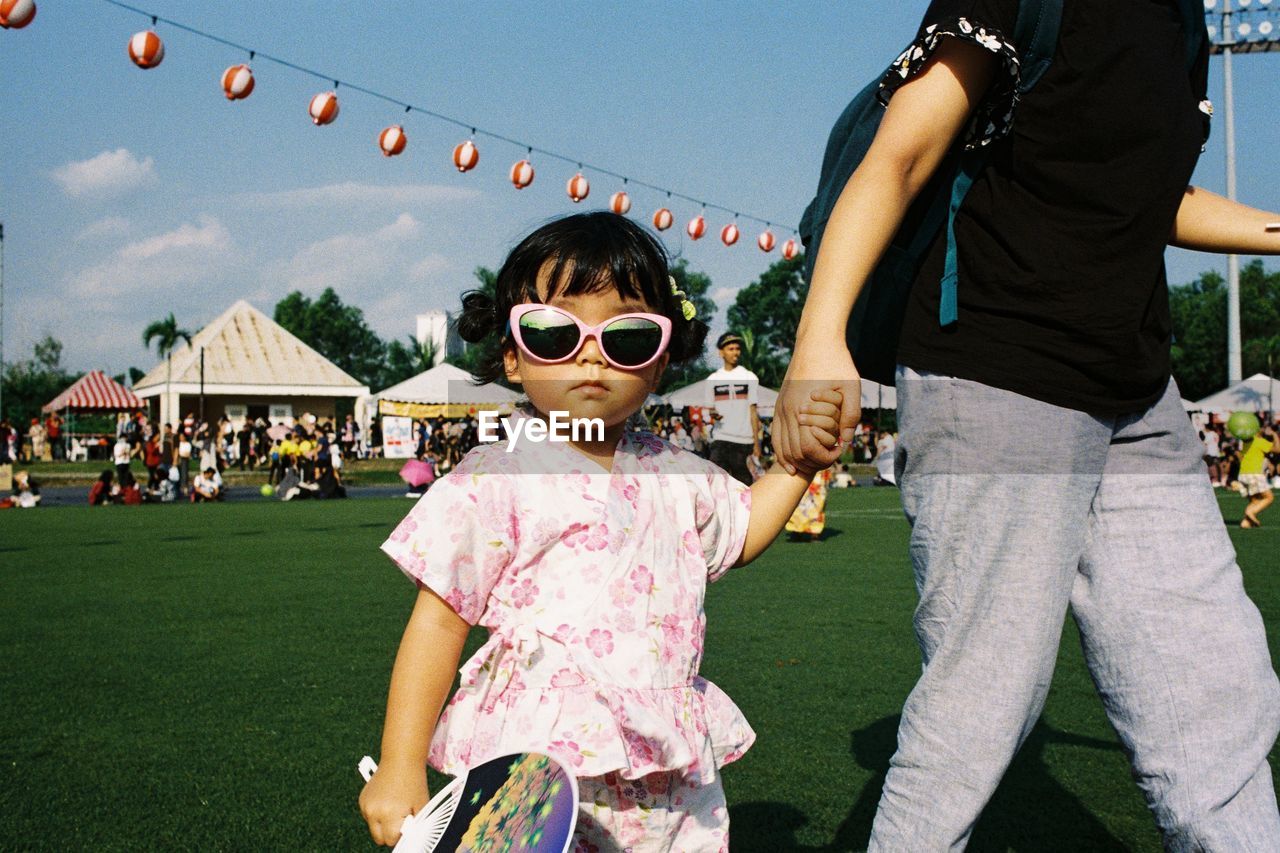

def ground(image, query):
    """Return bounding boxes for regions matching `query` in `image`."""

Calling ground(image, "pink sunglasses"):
[507,303,672,370]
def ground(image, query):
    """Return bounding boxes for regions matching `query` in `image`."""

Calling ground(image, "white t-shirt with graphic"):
[705,366,759,445]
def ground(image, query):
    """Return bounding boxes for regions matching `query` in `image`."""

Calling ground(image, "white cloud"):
[119,215,230,260]
[236,181,478,209]
[279,213,426,293]
[409,253,450,281]
[77,216,130,241]
[63,215,233,298]
[52,148,156,198]
[711,286,740,305]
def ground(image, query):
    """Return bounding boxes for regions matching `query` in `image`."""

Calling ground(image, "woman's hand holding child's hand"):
[359,762,429,847]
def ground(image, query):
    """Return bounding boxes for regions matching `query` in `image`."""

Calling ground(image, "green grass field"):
[2,489,1277,851]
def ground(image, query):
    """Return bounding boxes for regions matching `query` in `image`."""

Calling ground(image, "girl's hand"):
[359,761,429,847]
[796,389,845,471]
[774,342,862,475]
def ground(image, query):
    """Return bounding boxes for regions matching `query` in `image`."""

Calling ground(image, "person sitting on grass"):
[12,470,40,508]
[119,470,143,506]
[88,470,115,506]
[1240,423,1276,529]
[190,466,223,503]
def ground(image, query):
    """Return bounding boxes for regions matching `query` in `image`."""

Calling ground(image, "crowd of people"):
[0,413,64,463]
[80,409,362,505]
[1201,415,1280,528]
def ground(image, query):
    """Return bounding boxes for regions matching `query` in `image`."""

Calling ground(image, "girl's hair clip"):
[669,275,696,321]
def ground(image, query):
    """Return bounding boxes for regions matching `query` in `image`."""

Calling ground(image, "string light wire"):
[101,0,799,234]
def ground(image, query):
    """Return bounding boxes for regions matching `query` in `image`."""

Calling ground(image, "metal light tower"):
[1204,0,1280,384]
[0,222,5,424]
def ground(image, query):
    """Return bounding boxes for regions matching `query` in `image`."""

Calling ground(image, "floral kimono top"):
[381,424,754,784]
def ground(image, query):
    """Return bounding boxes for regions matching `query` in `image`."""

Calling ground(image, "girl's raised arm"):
[359,587,469,847]
[774,37,1002,475]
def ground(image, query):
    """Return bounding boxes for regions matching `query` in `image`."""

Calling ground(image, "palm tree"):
[416,336,439,372]
[142,313,193,425]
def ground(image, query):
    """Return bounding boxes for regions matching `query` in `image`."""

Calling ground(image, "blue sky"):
[3,1,1278,381]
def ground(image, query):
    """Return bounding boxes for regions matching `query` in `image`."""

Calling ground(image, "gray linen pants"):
[868,367,1280,851]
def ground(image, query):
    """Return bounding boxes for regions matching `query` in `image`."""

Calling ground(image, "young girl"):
[360,212,841,851]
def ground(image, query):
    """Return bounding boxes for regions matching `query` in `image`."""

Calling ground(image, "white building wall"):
[415,311,463,366]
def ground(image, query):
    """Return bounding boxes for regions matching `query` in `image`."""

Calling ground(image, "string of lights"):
[98,0,802,249]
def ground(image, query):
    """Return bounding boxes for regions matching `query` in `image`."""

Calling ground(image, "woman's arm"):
[359,587,470,847]
[774,37,1001,474]
[1171,186,1280,255]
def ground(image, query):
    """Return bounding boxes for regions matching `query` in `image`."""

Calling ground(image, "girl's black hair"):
[456,211,707,385]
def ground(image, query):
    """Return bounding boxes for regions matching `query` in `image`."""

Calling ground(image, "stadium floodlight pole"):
[0,222,5,424]
[1205,0,1280,385]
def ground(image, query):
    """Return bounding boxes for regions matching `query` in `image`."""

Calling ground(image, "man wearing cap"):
[705,331,761,486]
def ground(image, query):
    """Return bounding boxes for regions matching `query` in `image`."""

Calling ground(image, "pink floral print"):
[379,424,754,789]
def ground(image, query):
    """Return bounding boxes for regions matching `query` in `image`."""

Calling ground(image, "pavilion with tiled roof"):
[133,300,369,427]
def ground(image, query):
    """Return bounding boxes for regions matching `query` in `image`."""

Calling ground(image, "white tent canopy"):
[663,377,896,417]
[359,363,520,431]
[1194,373,1279,413]
[374,363,520,405]
[663,379,779,418]
[858,379,898,411]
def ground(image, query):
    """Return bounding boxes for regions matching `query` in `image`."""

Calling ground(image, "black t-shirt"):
[885,0,1209,415]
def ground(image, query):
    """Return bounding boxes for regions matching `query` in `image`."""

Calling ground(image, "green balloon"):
[260,483,275,497]
[1227,411,1261,441]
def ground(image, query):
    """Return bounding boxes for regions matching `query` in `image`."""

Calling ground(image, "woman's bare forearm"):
[1171,186,1280,255]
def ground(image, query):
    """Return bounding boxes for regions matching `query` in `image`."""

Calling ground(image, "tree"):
[273,289,387,389]
[383,335,439,388]
[1170,260,1280,401]
[725,252,808,388]
[142,313,193,424]
[446,267,506,383]
[1,335,78,428]
[658,258,718,394]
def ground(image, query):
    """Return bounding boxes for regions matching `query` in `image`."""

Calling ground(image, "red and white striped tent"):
[42,370,143,413]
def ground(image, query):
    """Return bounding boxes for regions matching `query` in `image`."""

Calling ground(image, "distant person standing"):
[44,413,63,461]
[175,431,193,496]
[27,418,46,462]
[705,331,761,486]
[341,414,358,459]
[1239,424,1276,529]
[112,434,132,485]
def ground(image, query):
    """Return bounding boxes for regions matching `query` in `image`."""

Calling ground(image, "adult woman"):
[774,1,1280,848]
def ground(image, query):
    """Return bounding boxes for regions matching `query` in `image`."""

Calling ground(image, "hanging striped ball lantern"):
[721,223,740,246]
[309,91,339,125]
[0,0,36,29]
[510,159,534,189]
[221,64,254,100]
[453,140,479,172]
[567,172,590,203]
[127,30,164,69]
[652,208,673,231]
[782,238,799,260]
[687,215,706,241]
[609,191,631,215]
[757,230,776,253]
[378,125,407,156]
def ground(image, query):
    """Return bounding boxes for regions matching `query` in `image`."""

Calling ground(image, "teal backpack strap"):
[939,0,1063,326]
